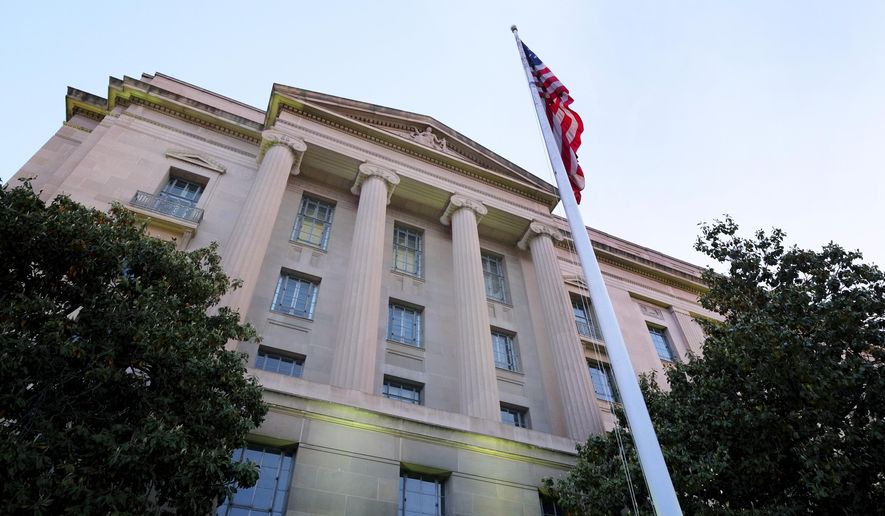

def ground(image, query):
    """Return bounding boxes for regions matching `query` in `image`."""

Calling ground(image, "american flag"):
[522,43,586,203]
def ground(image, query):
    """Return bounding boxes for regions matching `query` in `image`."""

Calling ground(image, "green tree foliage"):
[0,182,268,514]
[547,217,885,515]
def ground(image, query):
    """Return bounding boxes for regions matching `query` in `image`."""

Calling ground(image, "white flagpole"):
[511,26,682,516]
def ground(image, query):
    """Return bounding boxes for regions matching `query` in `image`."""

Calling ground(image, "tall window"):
[161,176,204,206]
[500,404,529,428]
[648,326,675,362]
[482,252,508,303]
[393,225,423,277]
[216,445,294,516]
[271,273,319,319]
[571,295,603,342]
[588,362,617,402]
[256,348,304,378]
[491,331,520,372]
[383,377,423,405]
[398,471,445,516]
[154,176,205,220]
[388,302,423,347]
[292,195,334,249]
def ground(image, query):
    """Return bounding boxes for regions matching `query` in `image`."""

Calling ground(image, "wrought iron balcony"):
[576,320,605,343]
[130,191,204,223]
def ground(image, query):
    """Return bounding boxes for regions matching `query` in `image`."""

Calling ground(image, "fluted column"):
[518,221,605,439]
[221,130,306,318]
[440,194,499,420]
[330,163,400,392]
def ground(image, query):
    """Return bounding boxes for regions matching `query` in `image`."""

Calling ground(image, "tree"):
[0,182,268,514]
[546,217,885,515]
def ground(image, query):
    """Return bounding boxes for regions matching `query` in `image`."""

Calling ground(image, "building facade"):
[11,73,716,516]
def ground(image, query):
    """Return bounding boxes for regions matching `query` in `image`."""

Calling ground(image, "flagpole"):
[511,26,682,516]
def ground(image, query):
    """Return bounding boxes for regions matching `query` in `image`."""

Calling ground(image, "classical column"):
[221,130,306,318]
[330,163,400,393]
[440,194,500,420]
[518,221,605,439]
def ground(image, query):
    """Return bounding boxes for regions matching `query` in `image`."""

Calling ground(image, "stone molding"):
[439,194,488,226]
[351,162,400,203]
[517,220,564,250]
[165,149,226,174]
[258,130,307,167]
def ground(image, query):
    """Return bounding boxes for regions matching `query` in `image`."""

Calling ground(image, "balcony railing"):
[130,191,204,223]
[577,319,605,343]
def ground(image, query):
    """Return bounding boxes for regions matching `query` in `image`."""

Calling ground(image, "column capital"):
[440,194,487,226]
[517,220,564,250]
[258,129,307,166]
[351,162,400,203]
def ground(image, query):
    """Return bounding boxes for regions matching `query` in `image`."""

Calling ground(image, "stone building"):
[10,73,716,516]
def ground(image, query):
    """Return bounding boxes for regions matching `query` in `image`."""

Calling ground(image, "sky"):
[2,1,883,268]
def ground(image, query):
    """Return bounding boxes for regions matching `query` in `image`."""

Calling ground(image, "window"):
[292,195,334,249]
[482,252,508,303]
[256,348,304,378]
[648,326,676,362]
[388,302,423,347]
[216,445,294,516]
[140,176,204,221]
[491,331,520,372]
[572,294,604,342]
[393,225,423,277]
[161,176,204,206]
[588,362,617,402]
[383,377,423,405]
[500,404,529,428]
[540,496,566,516]
[398,471,445,516]
[271,273,319,319]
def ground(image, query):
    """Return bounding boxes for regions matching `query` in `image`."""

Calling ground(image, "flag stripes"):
[522,43,586,203]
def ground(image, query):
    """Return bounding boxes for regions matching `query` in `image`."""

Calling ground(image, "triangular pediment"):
[165,150,226,174]
[268,84,558,202]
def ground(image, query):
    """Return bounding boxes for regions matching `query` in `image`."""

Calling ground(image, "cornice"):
[275,117,552,222]
[272,96,560,210]
[65,78,264,146]
[555,238,707,296]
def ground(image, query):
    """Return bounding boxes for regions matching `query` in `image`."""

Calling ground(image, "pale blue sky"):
[2,1,883,267]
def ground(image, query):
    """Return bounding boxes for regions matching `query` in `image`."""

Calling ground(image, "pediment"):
[269,85,558,200]
[563,275,589,290]
[165,150,226,174]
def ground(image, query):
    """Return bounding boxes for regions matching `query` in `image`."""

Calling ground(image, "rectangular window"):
[571,295,604,342]
[393,225,424,277]
[271,273,319,319]
[388,302,423,347]
[383,377,423,405]
[399,471,445,516]
[256,348,304,378]
[648,326,675,362]
[161,176,204,206]
[143,176,205,221]
[482,252,508,303]
[292,195,335,249]
[500,404,529,429]
[588,362,617,402]
[216,445,294,516]
[491,331,520,372]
